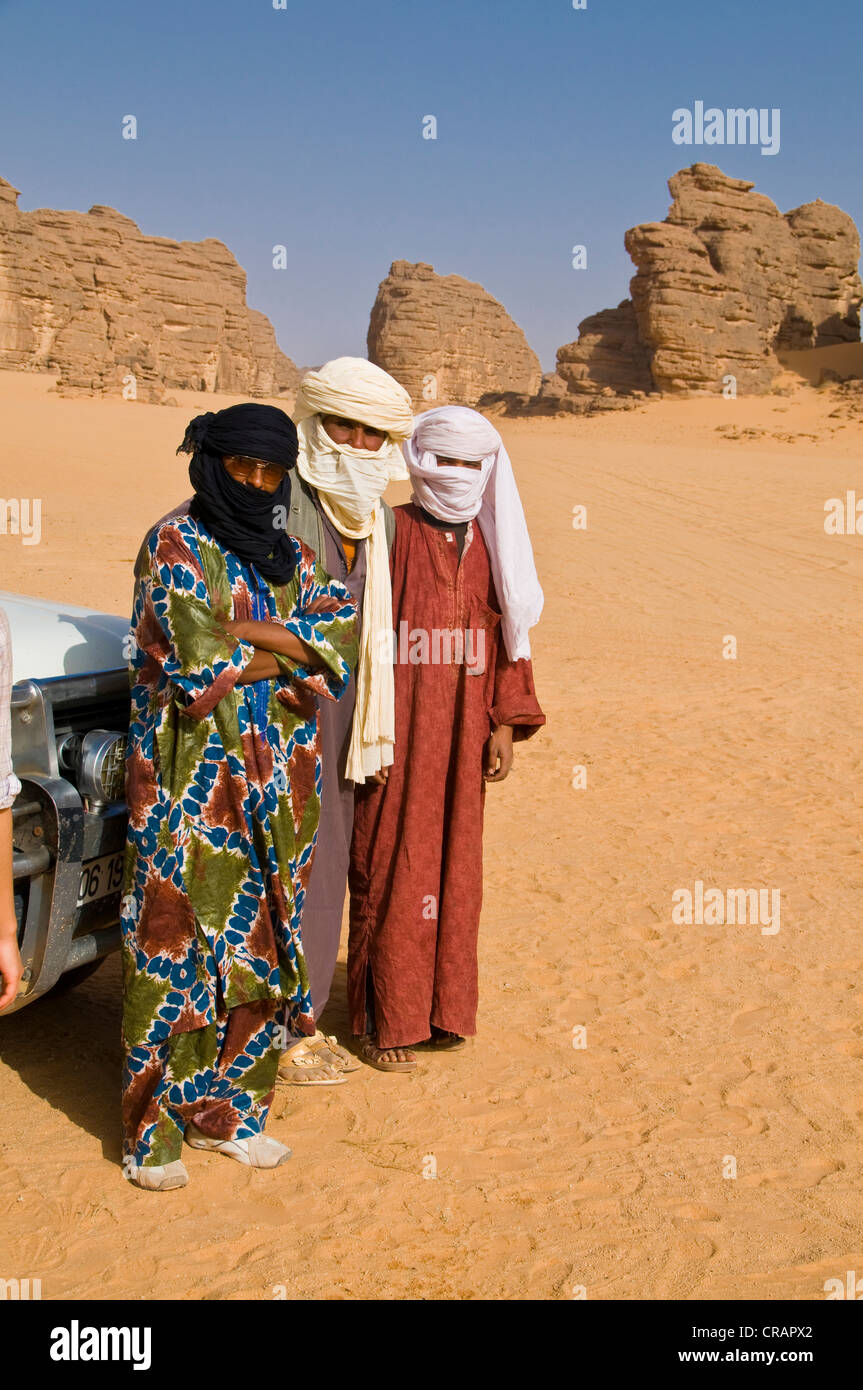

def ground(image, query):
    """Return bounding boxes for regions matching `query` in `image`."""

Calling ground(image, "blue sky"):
[1,0,860,370]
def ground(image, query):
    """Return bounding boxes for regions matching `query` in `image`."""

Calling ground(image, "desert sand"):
[1,364,862,1300]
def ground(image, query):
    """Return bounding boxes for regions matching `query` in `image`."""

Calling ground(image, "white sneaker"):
[125,1159,189,1191]
[184,1123,291,1168]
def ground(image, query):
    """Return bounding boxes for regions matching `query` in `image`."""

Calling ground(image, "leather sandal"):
[277,1036,348,1085]
[359,1037,418,1073]
[422,1029,467,1051]
[312,1031,361,1072]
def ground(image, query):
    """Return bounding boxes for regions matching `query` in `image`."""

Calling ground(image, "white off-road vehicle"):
[2,591,129,1014]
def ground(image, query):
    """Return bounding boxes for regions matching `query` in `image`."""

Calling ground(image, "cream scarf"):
[296,415,408,782]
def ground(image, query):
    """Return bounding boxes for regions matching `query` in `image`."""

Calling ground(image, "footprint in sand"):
[569,1170,644,1199]
[668,1203,721,1223]
[730,1005,773,1035]
[739,1156,843,1190]
[657,958,700,981]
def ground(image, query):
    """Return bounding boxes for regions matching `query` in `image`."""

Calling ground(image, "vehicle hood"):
[0,590,128,682]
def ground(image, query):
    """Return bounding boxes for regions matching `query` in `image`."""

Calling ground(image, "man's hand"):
[367,768,390,786]
[223,618,322,668]
[0,933,23,1011]
[0,808,22,1009]
[484,724,514,783]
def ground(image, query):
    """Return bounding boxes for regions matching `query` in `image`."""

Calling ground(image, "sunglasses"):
[223,455,290,485]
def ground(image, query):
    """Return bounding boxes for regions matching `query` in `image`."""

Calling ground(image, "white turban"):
[403,406,544,662]
[293,357,412,784]
[293,357,414,439]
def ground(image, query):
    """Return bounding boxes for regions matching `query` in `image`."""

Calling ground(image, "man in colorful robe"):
[132,360,415,1087]
[348,406,545,1071]
[122,404,357,1189]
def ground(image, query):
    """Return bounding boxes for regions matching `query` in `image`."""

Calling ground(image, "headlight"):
[79,730,127,804]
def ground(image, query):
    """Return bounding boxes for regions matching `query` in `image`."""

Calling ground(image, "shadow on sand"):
[0,954,359,1164]
[0,953,123,1160]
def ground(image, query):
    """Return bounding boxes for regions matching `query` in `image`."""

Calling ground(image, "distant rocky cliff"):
[0,177,298,399]
[368,260,542,406]
[557,164,862,396]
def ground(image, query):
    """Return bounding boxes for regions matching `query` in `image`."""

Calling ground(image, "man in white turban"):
[277,357,415,1086]
[347,405,545,1071]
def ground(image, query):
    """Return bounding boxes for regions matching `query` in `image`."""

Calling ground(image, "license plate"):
[77,852,124,907]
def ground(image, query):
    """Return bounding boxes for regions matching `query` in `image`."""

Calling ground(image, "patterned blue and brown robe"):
[121,516,357,1166]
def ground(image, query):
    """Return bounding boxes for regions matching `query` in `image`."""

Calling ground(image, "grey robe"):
[300,502,367,1017]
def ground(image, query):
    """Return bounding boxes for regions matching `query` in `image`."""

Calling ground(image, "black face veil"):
[177,403,299,586]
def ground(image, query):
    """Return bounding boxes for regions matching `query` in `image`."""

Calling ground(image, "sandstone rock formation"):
[557,301,653,396]
[0,177,298,398]
[477,388,640,419]
[557,164,862,396]
[368,260,541,406]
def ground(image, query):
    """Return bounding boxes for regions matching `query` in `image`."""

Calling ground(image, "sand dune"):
[1,369,862,1299]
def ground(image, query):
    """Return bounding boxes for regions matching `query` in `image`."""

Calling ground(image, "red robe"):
[347,503,545,1048]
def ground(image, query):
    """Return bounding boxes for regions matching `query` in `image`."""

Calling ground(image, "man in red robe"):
[348,407,545,1070]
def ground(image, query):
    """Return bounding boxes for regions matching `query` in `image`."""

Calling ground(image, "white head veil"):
[403,406,543,661]
[292,357,412,783]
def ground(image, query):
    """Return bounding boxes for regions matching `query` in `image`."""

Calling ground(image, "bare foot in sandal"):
[423,1027,467,1051]
[359,1036,417,1073]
